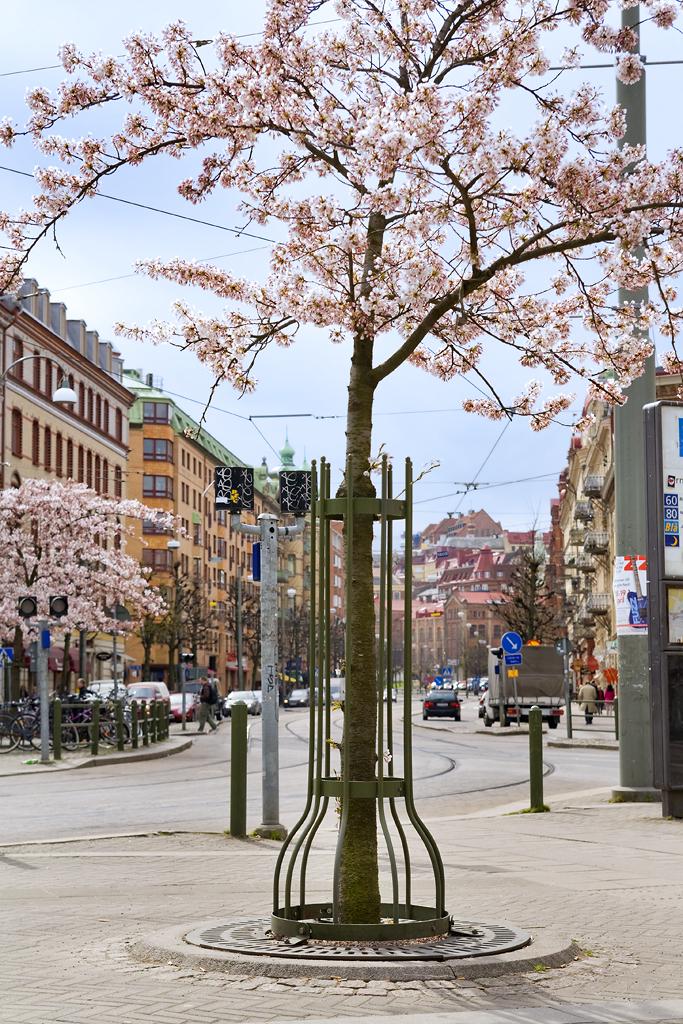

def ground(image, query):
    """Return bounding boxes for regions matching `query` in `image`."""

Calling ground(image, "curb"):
[130,920,581,982]
[474,727,549,736]
[549,739,618,751]
[0,736,192,778]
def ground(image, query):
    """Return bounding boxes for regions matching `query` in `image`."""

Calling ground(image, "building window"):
[142,548,173,571]
[87,388,94,422]
[44,358,53,396]
[102,459,109,493]
[96,395,102,430]
[66,439,74,479]
[31,420,40,466]
[78,445,84,482]
[142,518,173,535]
[143,438,173,462]
[33,355,40,390]
[114,465,122,498]
[103,399,109,435]
[78,383,85,419]
[44,426,52,471]
[55,433,63,478]
[193,523,202,545]
[94,455,101,492]
[143,474,173,499]
[86,450,93,487]
[11,337,23,380]
[142,401,170,424]
[11,409,22,457]
[115,407,123,442]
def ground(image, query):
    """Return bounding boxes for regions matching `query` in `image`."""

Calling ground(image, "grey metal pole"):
[564,651,573,740]
[236,572,244,690]
[254,513,286,839]
[79,628,87,682]
[181,661,187,731]
[37,619,50,764]
[112,630,118,698]
[612,6,658,802]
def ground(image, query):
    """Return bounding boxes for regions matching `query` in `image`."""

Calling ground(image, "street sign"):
[508,668,519,678]
[96,651,112,661]
[501,631,523,654]
[556,637,571,656]
[433,675,444,687]
[504,653,522,666]
[442,666,453,677]
[252,542,261,581]
[214,466,254,512]
[0,646,13,665]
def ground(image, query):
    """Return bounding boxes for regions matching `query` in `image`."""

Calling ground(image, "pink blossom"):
[616,54,644,84]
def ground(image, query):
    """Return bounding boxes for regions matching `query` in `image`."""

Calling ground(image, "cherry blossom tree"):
[0,479,172,697]
[0,0,682,922]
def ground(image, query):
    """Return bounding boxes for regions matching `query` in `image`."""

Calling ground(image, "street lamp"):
[1,353,78,489]
[166,539,185,730]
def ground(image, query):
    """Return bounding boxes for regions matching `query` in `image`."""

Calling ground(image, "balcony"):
[574,500,594,523]
[575,554,596,573]
[586,593,610,616]
[583,474,605,499]
[578,606,595,627]
[569,528,585,546]
[584,531,609,555]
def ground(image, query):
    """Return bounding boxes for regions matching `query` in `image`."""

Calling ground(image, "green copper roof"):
[124,370,273,495]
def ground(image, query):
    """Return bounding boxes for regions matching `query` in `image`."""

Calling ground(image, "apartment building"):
[124,370,282,692]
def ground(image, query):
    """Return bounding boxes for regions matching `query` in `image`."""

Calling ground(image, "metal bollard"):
[528,705,547,812]
[131,700,139,749]
[230,703,248,838]
[141,700,149,747]
[149,701,157,743]
[162,701,168,740]
[53,698,62,761]
[614,697,619,741]
[91,701,100,756]
[115,700,125,751]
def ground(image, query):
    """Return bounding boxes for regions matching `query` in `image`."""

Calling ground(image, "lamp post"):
[166,539,185,728]
[0,353,77,489]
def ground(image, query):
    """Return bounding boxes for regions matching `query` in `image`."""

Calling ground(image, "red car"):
[168,691,198,722]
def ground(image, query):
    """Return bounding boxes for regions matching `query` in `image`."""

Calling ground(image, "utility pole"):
[236,572,244,690]
[612,6,659,802]
[232,512,304,839]
[37,619,50,764]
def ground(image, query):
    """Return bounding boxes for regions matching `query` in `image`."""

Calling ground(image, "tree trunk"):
[143,641,152,680]
[61,631,71,694]
[338,335,380,924]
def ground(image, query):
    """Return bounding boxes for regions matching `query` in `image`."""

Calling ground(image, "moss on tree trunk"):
[337,336,381,924]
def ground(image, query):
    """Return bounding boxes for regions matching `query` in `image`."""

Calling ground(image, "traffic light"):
[18,596,37,618]
[49,596,68,618]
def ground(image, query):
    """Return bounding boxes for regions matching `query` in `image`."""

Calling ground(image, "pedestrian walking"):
[197,677,218,733]
[596,682,605,715]
[577,676,598,725]
[604,681,616,714]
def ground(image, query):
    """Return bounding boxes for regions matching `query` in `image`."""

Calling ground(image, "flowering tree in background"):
[0,479,172,696]
[0,0,682,922]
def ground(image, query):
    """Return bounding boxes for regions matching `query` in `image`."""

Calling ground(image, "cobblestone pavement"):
[2,798,683,1023]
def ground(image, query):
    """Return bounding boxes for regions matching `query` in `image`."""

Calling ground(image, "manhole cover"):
[185,918,531,961]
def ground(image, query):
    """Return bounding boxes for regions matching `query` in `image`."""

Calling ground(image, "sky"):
[0,1,680,534]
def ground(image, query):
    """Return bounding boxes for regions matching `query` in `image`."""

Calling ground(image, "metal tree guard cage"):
[272,456,449,941]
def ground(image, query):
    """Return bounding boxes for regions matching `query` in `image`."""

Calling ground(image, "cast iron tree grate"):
[185,919,531,961]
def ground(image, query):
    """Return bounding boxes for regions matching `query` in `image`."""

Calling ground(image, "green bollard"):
[161,700,168,740]
[230,703,248,838]
[91,701,100,756]
[614,697,619,741]
[115,700,125,752]
[528,705,547,812]
[131,701,139,749]
[150,700,158,743]
[52,698,62,761]
[141,700,149,747]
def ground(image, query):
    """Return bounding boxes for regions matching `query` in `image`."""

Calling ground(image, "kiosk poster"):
[612,555,648,636]
[661,405,683,577]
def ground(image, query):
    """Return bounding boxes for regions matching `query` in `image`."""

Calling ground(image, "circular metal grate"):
[185,918,531,961]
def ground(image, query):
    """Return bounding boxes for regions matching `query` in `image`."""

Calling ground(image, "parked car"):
[84,680,124,700]
[169,691,198,722]
[126,681,171,711]
[224,690,262,716]
[283,688,309,709]
[422,690,461,721]
[390,687,398,703]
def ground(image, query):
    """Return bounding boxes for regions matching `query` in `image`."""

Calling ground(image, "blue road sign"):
[433,675,444,687]
[501,631,523,654]
[0,646,13,664]
[442,666,453,677]
[252,542,261,581]
[504,653,522,666]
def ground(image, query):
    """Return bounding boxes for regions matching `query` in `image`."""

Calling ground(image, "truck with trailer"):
[483,644,565,729]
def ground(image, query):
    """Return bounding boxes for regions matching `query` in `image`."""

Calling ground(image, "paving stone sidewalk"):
[2,798,683,1023]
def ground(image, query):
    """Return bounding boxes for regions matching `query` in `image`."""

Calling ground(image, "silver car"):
[224,690,262,716]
